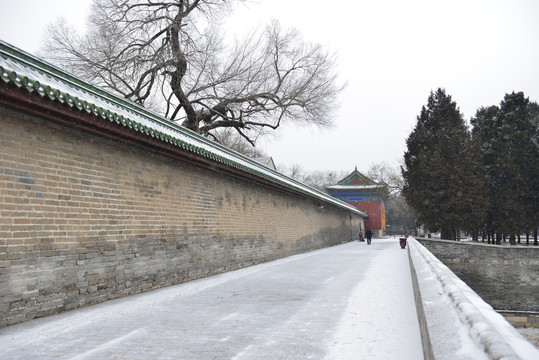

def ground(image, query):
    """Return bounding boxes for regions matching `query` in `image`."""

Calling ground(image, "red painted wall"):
[345,200,385,231]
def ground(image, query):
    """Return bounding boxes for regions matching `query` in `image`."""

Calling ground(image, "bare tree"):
[366,162,416,233]
[278,164,306,183]
[367,161,404,196]
[212,128,265,158]
[42,0,343,145]
[278,165,347,192]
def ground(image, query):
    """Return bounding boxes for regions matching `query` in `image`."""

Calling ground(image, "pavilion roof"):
[326,167,385,190]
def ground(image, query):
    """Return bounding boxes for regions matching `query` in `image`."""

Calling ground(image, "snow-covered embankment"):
[407,237,538,360]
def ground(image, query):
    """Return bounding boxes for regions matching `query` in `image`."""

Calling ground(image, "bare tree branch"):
[41,0,343,145]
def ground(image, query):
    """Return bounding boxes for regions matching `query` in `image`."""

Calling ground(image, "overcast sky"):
[1,0,538,174]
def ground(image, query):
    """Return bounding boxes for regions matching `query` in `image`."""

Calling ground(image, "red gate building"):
[326,168,386,236]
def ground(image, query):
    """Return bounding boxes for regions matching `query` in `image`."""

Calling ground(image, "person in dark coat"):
[365,229,373,245]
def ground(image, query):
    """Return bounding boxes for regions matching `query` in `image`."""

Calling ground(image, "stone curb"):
[407,237,539,359]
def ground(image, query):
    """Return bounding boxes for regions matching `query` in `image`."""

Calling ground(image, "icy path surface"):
[0,239,423,360]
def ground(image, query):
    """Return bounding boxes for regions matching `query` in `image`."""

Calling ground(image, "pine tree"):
[528,102,539,245]
[471,92,539,245]
[470,106,499,241]
[402,88,476,240]
[461,132,489,240]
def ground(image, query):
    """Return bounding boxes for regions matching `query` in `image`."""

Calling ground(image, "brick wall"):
[416,238,539,312]
[0,107,363,327]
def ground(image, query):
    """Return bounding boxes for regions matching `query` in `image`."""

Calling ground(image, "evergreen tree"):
[471,92,539,245]
[528,102,539,245]
[461,132,489,240]
[470,106,499,241]
[497,93,529,243]
[402,88,477,240]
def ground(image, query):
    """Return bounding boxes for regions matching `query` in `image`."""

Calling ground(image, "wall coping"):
[0,40,367,218]
[416,238,539,250]
[407,237,539,359]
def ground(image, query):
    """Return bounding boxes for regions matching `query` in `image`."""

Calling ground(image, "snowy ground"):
[518,328,539,349]
[0,239,423,360]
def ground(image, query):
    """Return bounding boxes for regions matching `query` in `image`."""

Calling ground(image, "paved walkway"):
[0,238,423,359]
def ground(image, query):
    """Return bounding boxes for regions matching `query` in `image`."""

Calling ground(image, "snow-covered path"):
[0,239,423,359]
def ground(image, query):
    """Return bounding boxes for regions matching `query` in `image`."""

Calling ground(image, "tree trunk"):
[441,228,451,240]
[509,233,516,246]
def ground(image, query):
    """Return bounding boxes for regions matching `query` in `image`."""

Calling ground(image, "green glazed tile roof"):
[326,167,385,190]
[0,40,366,217]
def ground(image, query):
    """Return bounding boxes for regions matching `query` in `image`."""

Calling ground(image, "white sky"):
[1,0,538,173]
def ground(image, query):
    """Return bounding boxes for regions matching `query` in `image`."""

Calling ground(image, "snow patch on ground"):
[518,328,539,349]
[0,240,423,360]
[325,239,423,359]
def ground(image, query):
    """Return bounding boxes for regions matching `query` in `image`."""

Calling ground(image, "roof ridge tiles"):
[0,40,366,217]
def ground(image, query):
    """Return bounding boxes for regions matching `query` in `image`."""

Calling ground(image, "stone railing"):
[407,237,539,360]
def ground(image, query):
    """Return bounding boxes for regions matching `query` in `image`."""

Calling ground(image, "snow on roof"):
[253,156,276,171]
[0,40,366,217]
[326,167,385,192]
[326,184,384,190]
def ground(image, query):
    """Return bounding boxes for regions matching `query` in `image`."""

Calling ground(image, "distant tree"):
[279,164,306,183]
[278,165,347,192]
[470,105,499,243]
[367,161,404,196]
[402,88,478,240]
[461,128,489,241]
[42,0,343,146]
[367,162,415,234]
[527,101,539,245]
[212,129,265,158]
[385,193,417,234]
[471,92,539,245]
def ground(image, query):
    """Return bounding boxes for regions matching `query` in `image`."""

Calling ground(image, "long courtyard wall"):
[0,105,364,327]
[0,39,369,327]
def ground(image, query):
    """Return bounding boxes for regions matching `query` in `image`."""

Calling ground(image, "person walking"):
[365,229,373,245]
